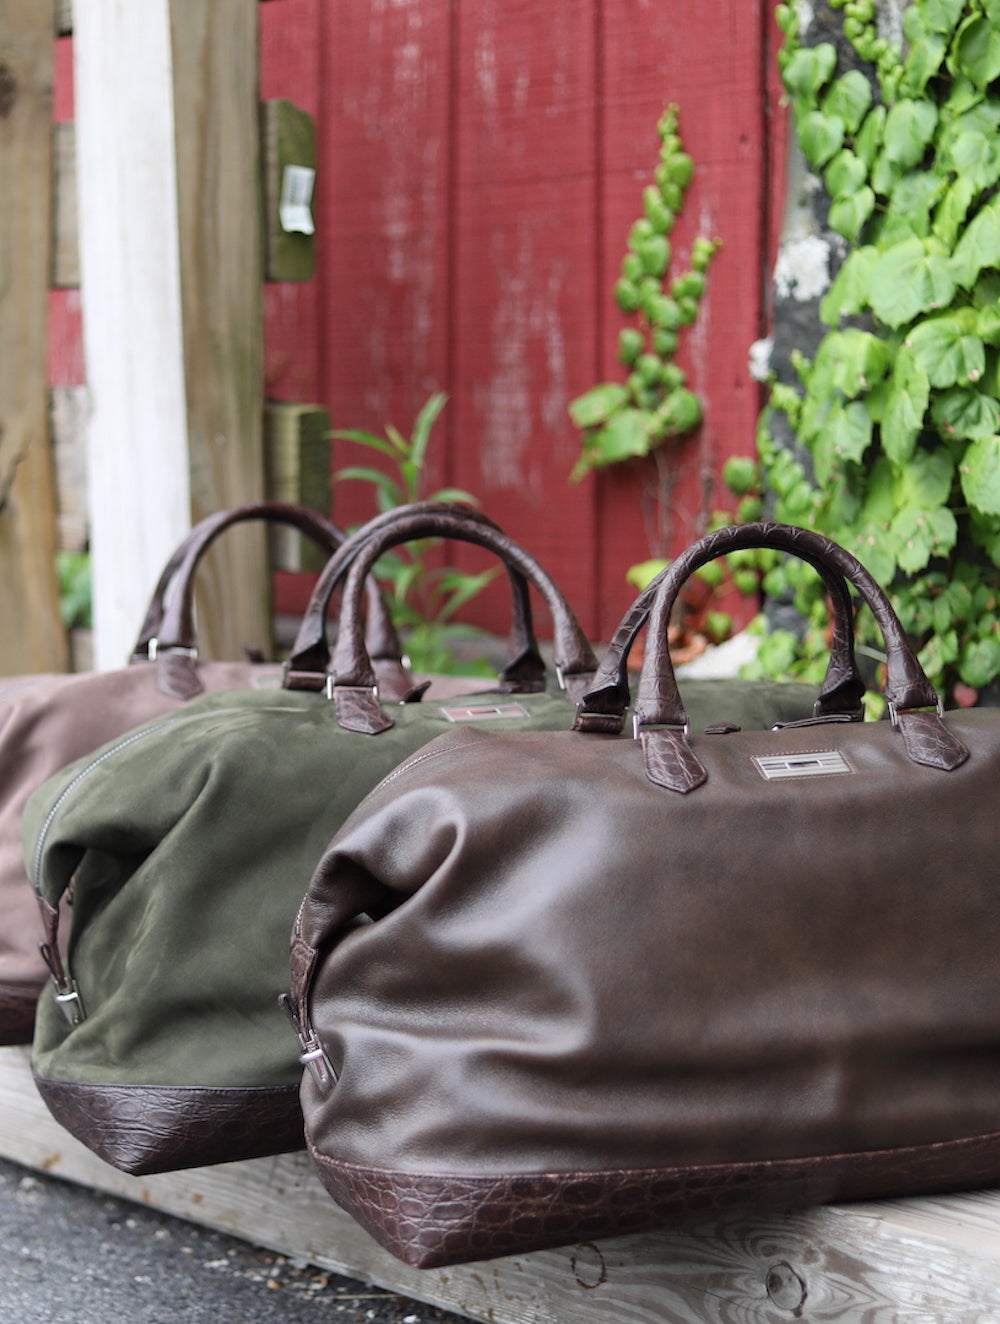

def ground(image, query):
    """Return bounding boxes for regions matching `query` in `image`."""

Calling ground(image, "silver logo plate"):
[440,702,530,722]
[753,750,853,781]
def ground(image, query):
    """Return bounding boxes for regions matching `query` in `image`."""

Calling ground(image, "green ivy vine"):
[750,0,1000,706]
[568,106,721,483]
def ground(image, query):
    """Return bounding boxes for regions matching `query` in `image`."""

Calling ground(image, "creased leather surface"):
[898,709,970,771]
[295,705,1000,1267]
[34,1072,303,1175]
[309,1128,1000,1267]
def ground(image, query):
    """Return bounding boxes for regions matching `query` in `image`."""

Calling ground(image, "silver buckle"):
[54,982,86,1026]
[148,638,198,662]
[632,715,690,740]
[888,697,944,727]
[299,1037,336,1087]
[324,677,379,702]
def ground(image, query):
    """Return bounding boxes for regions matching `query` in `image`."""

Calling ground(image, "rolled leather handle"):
[575,533,868,735]
[579,522,967,782]
[128,501,407,701]
[284,501,548,693]
[321,509,599,733]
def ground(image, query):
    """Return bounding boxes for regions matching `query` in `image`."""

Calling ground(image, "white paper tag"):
[279,165,316,235]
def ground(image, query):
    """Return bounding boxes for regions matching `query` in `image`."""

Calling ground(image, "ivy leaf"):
[960,634,1000,690]
[820,246,877,325]
[781,43,838,103]
[901,16,947,94]
[854,105,887,169]
[948,131,1000,195]
[984,0,1000,25]
[882,99,938,170]
[921,0,968,32]
[829,187,876,241]
[812,401,873,485]
[933,176,976,247]
[568,383,628,428]
[977,304,1000,346]
[896,448,956,509]
[797,111,845,169]
[882,351,930,464]
[951,16,1000,90]
[851,524,897,584]
[930,389,1000,441]
[868,238,957,327]
[952,197,1000,289]
[821,70,873,134]
[961,435,1000,515]
[824,149,868,199]
[890,506,958,573]
[878,172,943,245]
[905,314,986,387]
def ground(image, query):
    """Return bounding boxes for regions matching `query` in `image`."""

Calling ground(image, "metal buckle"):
[887,697,944,727]
[324,677,379,702]
[632,715,690,740]
[54,982,86,1026]
[148,638,198,662]
[299,1038,336,1088]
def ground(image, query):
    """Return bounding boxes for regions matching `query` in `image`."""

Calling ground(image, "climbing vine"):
[569,106,720,483]
[750,0,1000,705]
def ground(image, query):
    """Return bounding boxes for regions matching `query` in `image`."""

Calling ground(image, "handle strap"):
[579,522,968,788]
[319,509,598,733]
[127,502,408,701]
[284,502,549,694]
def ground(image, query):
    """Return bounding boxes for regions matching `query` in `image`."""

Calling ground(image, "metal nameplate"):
[753,750,853,781]
[440,702,530,722]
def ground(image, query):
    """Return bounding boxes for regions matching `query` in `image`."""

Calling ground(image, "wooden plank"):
[447,0,600,638]
[263,401,330,570]
[50,384,89,552]
[4,1047,1000,1322]
[73,0,268,669]
[56,0,72,36]
[261,98,317,282]
[167,0,270,659]
[0,0,69,674]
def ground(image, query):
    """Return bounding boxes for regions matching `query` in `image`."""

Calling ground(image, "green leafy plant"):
[330,393,499,675]
[750,0,1000,705]
[56,550,92,631]
[569,105,721,484]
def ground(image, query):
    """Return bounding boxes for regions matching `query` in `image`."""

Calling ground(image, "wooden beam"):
[263,401,331,571]
[51,121,77,288]
[56,0,72,36]
[73,0,268,669]
[0,0,69,674]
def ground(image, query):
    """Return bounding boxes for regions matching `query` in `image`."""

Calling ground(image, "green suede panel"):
[26,678,819,1090]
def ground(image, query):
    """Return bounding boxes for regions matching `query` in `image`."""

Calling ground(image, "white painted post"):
[72,0,192,670]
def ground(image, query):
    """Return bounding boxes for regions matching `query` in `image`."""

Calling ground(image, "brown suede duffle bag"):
[288,521,1000,1269]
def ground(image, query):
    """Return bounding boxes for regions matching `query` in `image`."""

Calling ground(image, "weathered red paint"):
[49,0,788,643]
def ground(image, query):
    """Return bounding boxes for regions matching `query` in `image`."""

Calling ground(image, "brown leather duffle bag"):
[288,521,1000,1268]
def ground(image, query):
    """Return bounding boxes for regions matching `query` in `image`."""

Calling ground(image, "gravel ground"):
[0,1158,469,1324]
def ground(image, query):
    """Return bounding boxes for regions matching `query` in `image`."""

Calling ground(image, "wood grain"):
[3,1046,1000,1323]
[0,0,69,674]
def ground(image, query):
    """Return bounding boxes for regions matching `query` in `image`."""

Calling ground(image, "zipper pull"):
[278,993,336,1088]
[39,942,86,1025]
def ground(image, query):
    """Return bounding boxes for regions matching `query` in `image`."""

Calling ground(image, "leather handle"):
[579,522,967,783]
[317,508,599,733]
[128,501,407,701]
[575,538,868,734]
[284,502,548,693]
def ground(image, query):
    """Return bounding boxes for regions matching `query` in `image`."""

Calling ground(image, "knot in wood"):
[765,1260,807,1314]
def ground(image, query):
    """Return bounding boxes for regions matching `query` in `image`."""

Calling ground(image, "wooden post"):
[0,0,69,674]
[73,0,268,670]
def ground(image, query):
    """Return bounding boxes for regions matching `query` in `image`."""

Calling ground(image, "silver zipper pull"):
[39,942,86,1025]
[278,993,336,1087]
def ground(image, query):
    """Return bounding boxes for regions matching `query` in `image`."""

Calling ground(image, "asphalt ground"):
[0,1158,468,1324]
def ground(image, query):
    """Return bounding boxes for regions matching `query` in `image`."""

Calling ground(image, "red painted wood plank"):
[446,0,600,637]
[592,0,771,639]
[315,0,454,530]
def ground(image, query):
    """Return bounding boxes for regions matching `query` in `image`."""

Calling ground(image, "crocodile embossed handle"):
[127,502,406,701]
[573,549,867,735]
[578,522,968,780]
[285,502,549,694]
[317,508,599,733]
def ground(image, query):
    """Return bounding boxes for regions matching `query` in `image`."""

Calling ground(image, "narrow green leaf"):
[961,435,1000,515]
[410,392,449,469]
[328,429,398,458]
